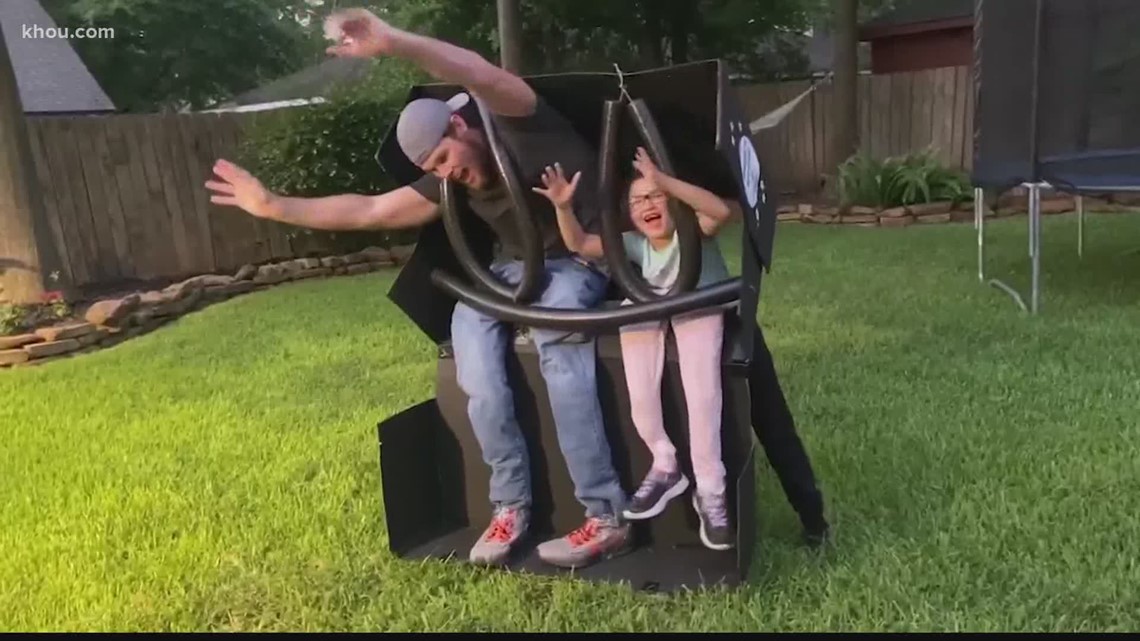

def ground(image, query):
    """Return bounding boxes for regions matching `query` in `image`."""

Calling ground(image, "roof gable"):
[860,0,974,39]
[0,0,115,113]
[223,57,374,107]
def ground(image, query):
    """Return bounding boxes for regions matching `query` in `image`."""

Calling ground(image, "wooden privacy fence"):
[16,66,973,294]
[737,65,975,195]
[22,111,378,294]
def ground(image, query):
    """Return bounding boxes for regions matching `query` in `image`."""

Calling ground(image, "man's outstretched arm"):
[206,159,439,232]
[324,8,536,117]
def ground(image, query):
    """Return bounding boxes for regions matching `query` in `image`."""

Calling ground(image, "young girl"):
[532,148,737,551]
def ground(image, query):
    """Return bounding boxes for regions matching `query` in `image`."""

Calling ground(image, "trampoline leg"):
[975,187,985,282]
[983,184,1031,315]
[989,280,1028,313]
[1029,183,1041,315]
[1077,195,1085,259]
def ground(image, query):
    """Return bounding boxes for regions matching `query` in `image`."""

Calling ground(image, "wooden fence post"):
[0,24,55,304]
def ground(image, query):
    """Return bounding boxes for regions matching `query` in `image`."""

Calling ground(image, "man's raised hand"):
[323,8,396,59]
[205,159,277,219]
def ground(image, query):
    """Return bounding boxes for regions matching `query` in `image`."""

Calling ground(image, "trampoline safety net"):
[973,0,1140,193]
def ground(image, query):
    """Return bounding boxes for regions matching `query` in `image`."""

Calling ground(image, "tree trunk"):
[667,0,696,65]
[496,0,523,73]
[831,0,860,172]
[0,23,48,304]
[641,1,665,67]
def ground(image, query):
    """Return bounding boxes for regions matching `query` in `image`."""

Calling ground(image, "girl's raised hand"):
[531,162,581,209]
[632,146,663,184]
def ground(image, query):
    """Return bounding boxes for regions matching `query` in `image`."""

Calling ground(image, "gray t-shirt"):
[409,96,602,263]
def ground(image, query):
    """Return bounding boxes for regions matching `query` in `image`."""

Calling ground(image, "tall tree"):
[496,0,523,73]
[0,24,47,303]
[831,0,859,170]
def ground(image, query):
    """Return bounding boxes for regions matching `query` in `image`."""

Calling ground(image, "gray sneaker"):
[536,514,632,569]
[469,505,529,566]
[623,468,689,520]
[693,492,735,551]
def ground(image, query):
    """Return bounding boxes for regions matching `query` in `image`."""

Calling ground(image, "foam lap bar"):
[435,95,545,305]
[597,99,658,304]
[626,98,703,294]
[473,96,543,301]
[439,178,522,301]
[431,270,741,332]
[597,97,704,304]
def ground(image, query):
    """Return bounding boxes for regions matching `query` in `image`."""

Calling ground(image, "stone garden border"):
[0,245,414,369]
[777,193,1140,227]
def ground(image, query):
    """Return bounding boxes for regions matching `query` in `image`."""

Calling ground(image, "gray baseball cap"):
[396,92,471,165]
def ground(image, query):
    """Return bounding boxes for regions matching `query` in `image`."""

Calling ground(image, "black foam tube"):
[598,99,660,303]
[431,269,741,332]
[626,98,703,295]
[440,177,519,301]
[436,97,543,303]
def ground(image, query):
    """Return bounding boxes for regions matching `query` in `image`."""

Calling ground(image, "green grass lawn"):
[3,212,1140,632]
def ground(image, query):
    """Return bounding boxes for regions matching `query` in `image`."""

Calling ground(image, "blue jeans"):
[450,257,627,519]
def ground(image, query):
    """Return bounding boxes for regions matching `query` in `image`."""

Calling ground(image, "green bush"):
[1,293,71,336]
[837,148,971,209]
[236,60,429,250]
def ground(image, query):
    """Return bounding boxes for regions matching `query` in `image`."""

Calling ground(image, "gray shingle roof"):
[223,56,374,107]
[0,0,115,113]
[862,0,974,30]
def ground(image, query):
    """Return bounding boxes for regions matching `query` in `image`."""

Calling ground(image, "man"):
[204,7,630,570]
[750,325,830,548]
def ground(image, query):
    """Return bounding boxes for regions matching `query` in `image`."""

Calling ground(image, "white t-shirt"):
[620,231,731,295]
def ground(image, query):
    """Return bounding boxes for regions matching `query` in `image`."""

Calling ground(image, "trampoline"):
[971,0,1140,313]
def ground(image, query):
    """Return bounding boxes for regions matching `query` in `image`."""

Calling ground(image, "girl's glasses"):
[629,191,667,209]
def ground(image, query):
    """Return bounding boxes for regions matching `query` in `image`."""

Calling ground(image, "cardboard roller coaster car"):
[375,59,777,592]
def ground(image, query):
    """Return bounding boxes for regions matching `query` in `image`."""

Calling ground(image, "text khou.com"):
[22,24,114,39]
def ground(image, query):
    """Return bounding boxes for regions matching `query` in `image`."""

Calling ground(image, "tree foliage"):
[43,0,825,112]
[44,0,314,112]
[804,0,900,28]
[234,57,427,246]
[236,58,426,199]
[381,0,815,78]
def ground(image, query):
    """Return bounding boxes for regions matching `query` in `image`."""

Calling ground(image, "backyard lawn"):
[3,213,1140,632]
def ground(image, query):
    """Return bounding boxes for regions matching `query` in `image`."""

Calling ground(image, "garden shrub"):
[837,148,971,209]
[0,291,71,336]
[236,59,430,252]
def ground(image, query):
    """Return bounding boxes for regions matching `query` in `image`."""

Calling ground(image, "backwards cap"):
[395,92,471,165]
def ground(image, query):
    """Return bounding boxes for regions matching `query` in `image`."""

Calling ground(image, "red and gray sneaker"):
[469,505,529,566]
[536,514,632,569]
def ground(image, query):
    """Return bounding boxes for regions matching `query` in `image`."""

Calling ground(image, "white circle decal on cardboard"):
[738,135,761,208]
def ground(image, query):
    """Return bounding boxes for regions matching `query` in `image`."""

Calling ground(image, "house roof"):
[860,0,974,40]
[221,56,374,107]
[0,0,115,113]
[803,29,872,74]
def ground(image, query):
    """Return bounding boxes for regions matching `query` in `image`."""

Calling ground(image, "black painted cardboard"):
[375,59,779,591]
